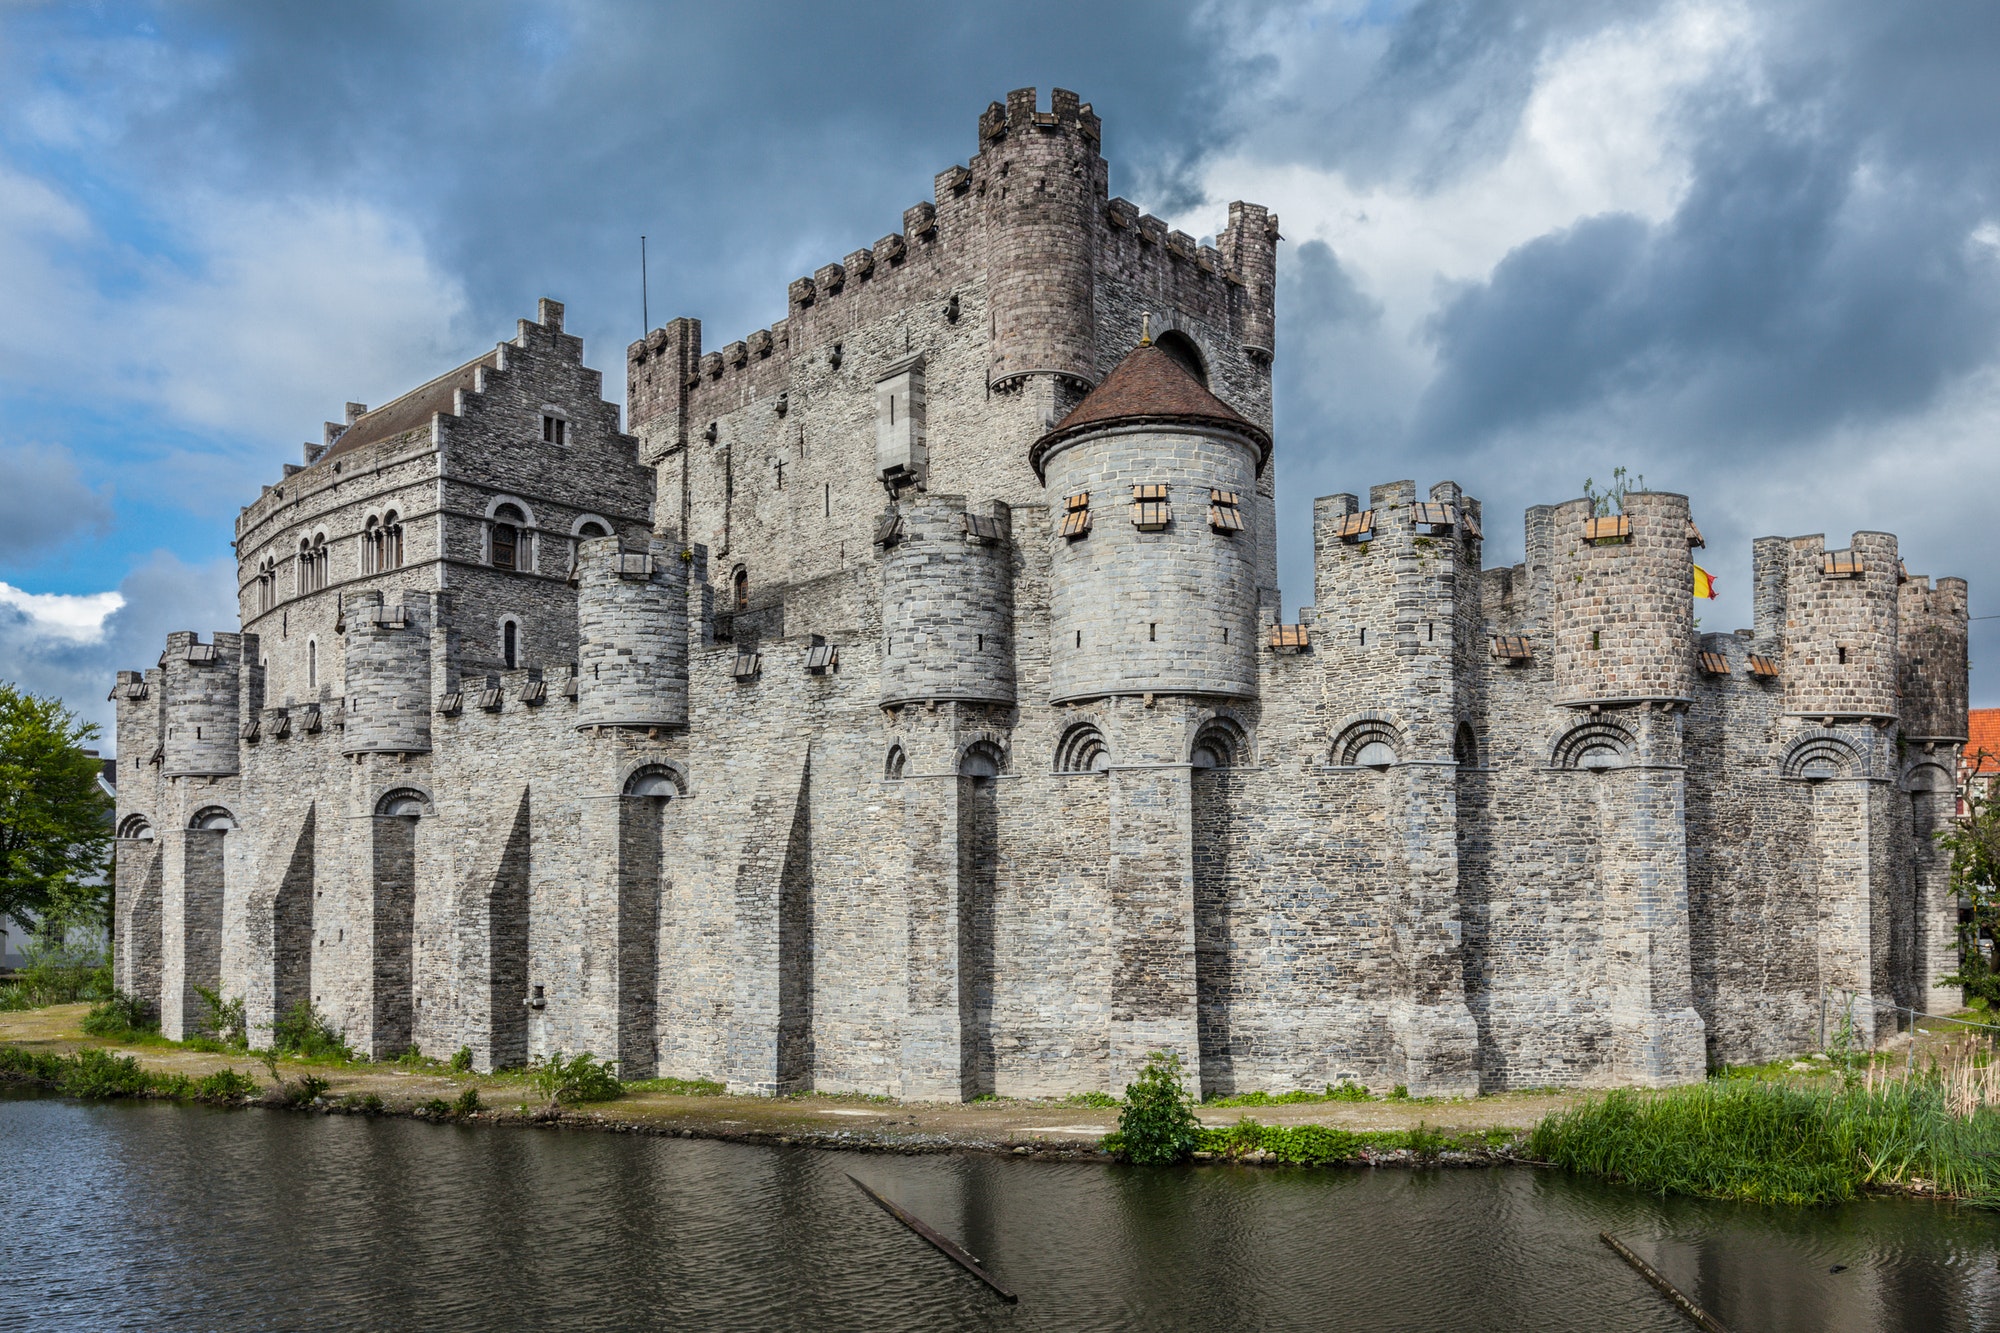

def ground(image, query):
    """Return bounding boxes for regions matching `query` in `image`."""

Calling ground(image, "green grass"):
[1204,1082,1375,1108]
[622,1075,727,1097]
[1102,1117,1510,1165]
[1529,1077,2000,1207]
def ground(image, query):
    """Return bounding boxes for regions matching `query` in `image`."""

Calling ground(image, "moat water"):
[3,1090,1997,1331]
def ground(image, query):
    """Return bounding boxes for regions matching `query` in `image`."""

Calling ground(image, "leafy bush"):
[1405,1120,1446,1164]
[340,1092,385,1114]
[192,986,248,1049]
[1115,1051,1203,1165]
[1206,1081,1373,1108]
[281,1074,331,1106]
[453,1087,482,1116]
[1062,1090,1120,1108]
[0,938,112,1010]
[417,1096,454,1117]
[195,1069,258,1100]
[272,1001,351,1061]
[449,1045,474,1073]
[533,1051,623,1106]
[81,991,157,1038]
[57,1048,152,1097]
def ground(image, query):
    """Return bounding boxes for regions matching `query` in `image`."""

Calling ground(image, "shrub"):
[1063,1090,1120,1108]
[416,1097,454,1117]
[81,991,157,1038]
[453,1087,482,1116]
[195,1069,258,1100]
[281,1074,331,1107]
[449,1045,474,1073]
[1116,1051,1203,1165]
[340,1092,385,1114]
[272,1001,352,1061]
[57,1048,151,1098]
[1405,1120,1446,1164]
[622,1075,727,1097]
[192,986,248,1049]
[533,1051,623,1106]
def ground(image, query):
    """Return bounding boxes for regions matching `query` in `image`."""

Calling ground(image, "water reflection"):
[1,1091,1994,1331]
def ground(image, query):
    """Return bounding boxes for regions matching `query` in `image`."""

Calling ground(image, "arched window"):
[297,538,314,594]
[1453,722,1479,768]
[491,504,524,571]
[623,765,685,799]
[501,619,519,670]
[885,745,908,780]
[382,510,403,570]
[1056,724,1110,773]
[1334,717,1401,770]
[189,806,237,831]
[376,788,430,818]
[363,515,381,574]
[577,520,609,539]
[733,565,749,612]
[256,556,278,615]
[959,740,1005,781]
[1554,720,1634,772]
[307,638,318,692]
[1154,329,1210,388]
[1190,718,1246,770]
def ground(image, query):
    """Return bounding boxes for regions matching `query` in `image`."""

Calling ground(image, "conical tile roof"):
[1029,341,1271,480]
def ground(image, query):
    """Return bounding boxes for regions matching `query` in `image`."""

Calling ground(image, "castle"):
[108,90,1969,1099]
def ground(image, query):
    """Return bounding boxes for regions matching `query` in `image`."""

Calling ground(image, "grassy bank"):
[1529,1069,2000,1207]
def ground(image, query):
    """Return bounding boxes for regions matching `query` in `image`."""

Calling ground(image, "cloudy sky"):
[2,0,1996,747]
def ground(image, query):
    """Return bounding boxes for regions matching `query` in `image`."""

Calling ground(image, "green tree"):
[0,683,112,936]
[1940,751,2000,1006]
[1116,1051,1203,1164]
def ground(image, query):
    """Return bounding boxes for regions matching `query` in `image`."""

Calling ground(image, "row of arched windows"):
[363,511,405,574]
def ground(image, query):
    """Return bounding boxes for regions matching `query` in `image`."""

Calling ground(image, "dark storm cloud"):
[33,0,1243,349]
[1411,2,2000,451]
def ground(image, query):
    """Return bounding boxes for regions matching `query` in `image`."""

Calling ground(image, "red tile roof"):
[1967,708,2000,775]
[1029,342,1271,480]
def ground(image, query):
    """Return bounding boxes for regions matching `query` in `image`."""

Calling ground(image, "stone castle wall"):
[109,88,1970,1100]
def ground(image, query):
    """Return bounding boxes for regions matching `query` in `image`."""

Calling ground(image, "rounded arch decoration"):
[1190,715,1248,770]
[188,806,237,831]
[1904,760,1953,794]
[1333,714,1403,769]
[375,787,434,818]
[957,735,1008,780]
[117,814,155,841]
[1055,722,1109,773]
[622,761,689,799]
[1553,720,1634,772]
[884,744,908,781]
[1783,733,1859,782]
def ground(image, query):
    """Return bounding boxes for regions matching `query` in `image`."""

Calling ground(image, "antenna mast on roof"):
[641,235,649,339]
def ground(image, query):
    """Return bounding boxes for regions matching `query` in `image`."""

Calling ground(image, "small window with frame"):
[1209,490,1244,534]
[1060,492,1092,539]
[541,413,568,446]
[1131,484,1171,531]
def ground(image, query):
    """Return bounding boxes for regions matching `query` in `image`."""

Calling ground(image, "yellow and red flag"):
[1693,565,1718,599]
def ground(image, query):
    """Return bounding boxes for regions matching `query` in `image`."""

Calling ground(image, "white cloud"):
[1195,1,1756,344]
[0,584,123,645]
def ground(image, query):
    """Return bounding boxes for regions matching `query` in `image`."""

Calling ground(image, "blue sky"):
[4,1,1999,744]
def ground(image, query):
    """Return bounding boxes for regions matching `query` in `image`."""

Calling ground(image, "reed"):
[1530,1057,2000,1207]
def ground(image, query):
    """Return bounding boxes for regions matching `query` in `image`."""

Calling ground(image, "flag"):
[1693,564,1717,599]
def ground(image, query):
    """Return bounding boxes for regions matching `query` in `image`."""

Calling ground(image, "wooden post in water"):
[847,1174,1018,1304]
[1600,1233,1731,1333]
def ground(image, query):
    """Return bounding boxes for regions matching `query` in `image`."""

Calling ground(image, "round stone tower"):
[978,87,1106,393]
[161,631,242,777]
[878,495,1015,708]
[1783,531,1902,720]
[575,535,689,730]
[1550,491,1696,705]
[1033,340,1270,704]
[341,591,433,755]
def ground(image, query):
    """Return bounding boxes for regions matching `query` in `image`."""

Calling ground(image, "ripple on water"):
[0,1092,1994,1332]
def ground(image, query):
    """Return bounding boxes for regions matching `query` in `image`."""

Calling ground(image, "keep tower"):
[575,535,690,731]
[978,88,1106,393]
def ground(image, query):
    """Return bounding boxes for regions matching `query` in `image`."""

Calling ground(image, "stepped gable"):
[322,351,500,461]
[1028,340,1271,480]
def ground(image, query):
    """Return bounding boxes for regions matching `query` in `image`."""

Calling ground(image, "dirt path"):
[1,1005,1591,1154]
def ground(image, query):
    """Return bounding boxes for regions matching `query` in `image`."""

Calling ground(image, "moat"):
[4,1091,1995,1331]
